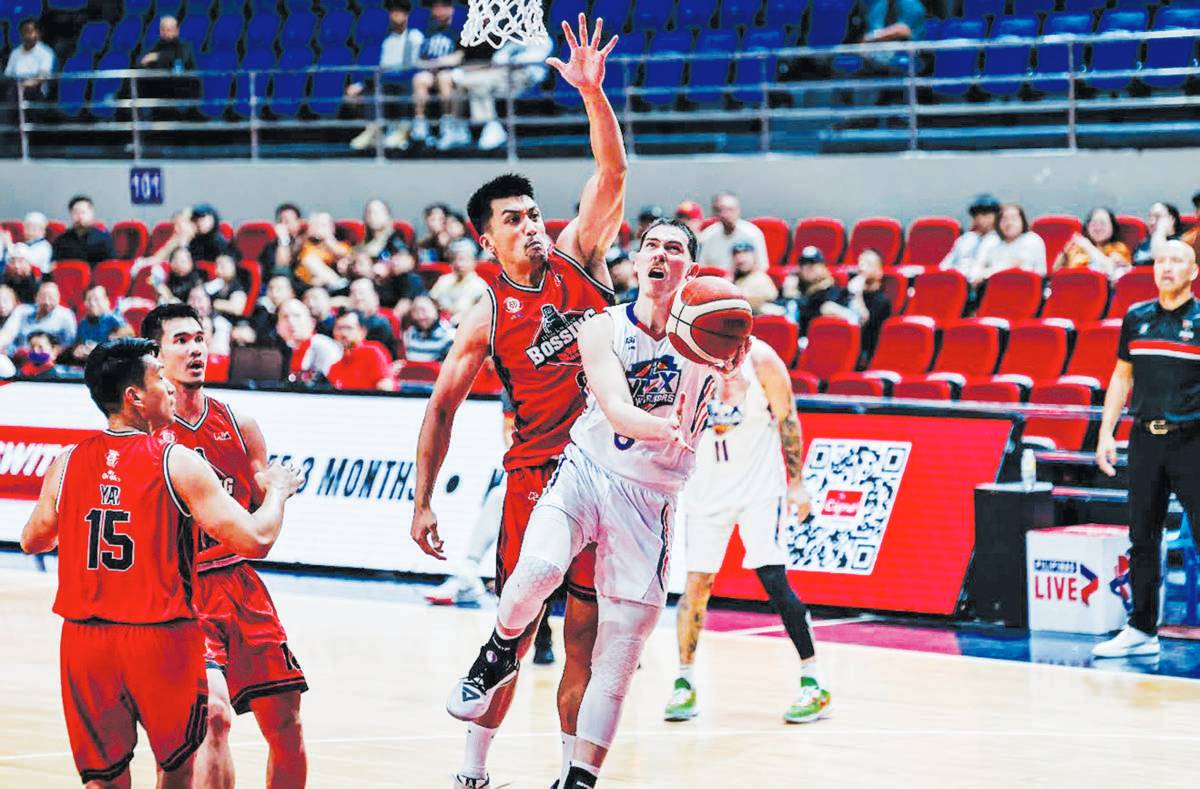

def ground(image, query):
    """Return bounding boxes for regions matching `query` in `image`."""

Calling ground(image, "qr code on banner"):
[782,439,911,575]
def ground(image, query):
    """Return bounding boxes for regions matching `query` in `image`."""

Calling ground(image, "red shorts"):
[497,460,596,601]
[194,562,308,715]
[60,619,208,783]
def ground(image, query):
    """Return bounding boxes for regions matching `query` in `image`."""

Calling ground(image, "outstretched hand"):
[546,13,619,94]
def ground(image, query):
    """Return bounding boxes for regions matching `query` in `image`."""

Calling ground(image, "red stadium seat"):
[904,269,968,323]
[129,265,161,301]
[1108,268,1157,317]
[976,269,1043,321]
[45,220,67,243]
[149,221,175,254]
[92,259,132,300]
[205,353,231,384]
[766,265,790,290]
[393,220,416,247]
[1116,214,1148,252]
[545,219,571,241]
[961,380,1024,403]
[792,217,846,265]
[751,314,800,367]
[417,262,451,291]
[50,260,90,311]
[235,221,275,261]
[122,305,151,334]
[111,221,149,259]
[1025,382,1094,450]
[1060,319,1122,388]
[796,317,860,384]
[398,360,441,384]
[195,259,218,280]
[1042,268,1109,323]
[219,222,234,242]
[790,370,821,394]
[902,216,960,268]
[336,219,365,245]
[238,260,262,312]
[995,319,1071,383]
[1,219,25,242]
[865,316,937,376]
[826,373,887,397]
[881,269,909,313]
[931,319,1004,379]
[1031,214,1083,267]
[750,216,791,267]
[847,216,903,266]
[1183,213,1199,230]
[892,379,953,400]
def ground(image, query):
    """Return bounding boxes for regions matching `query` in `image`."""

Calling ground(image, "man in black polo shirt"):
[1093,239,1200,658]
[51,196,115,266]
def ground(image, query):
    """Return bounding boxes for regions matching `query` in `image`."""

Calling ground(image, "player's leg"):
[132,621,210,789]
[193,668,236,788]
[554,588,598,784]
[249,691,306,789]
[411,70,434,141]
[86,774,132,789]
[61,622,140,789]
[155,758,195,789]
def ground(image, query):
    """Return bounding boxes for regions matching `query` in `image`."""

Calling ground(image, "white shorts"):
[533,443,676,607]
[685,497,787,575]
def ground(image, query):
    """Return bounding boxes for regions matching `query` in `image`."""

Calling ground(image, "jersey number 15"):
[85,508,135,571]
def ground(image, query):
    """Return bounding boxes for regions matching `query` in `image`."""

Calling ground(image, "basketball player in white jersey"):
[664,338,832,724]
[446,218,741,788]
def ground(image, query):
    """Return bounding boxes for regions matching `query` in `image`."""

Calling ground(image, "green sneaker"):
[663,677,697,721]
[784,677,831,724]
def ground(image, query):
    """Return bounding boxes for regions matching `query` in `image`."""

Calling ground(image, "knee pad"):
[576,600,660,749]
[498,557,565,632]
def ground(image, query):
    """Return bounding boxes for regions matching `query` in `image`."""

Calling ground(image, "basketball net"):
[461,0,550,48]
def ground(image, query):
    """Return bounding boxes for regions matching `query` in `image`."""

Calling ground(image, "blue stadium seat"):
[155,0,184,18]
[764,0,806,30]
[722,0,762,28]
[216,0,245,14]
[245,14,280,51]
[688,30,736,103]
[980,15,1038,96]
[270,47,311,118]
[962,0,1006,19]
[1031,13,1091,94]
[805,0,855,47]
[631,0,674,32]
[318,10,354,48]
[208,14,244,52]
[283,0,313,14]
[548,0,586,32]
[124,0,153,15]
[235,48,275,117]
[639,30,692,105]
[110,18,145,56]
[353,41,382,85]
[281,11,316,48]
[1011,0,1054,15]
[323,0,353,11]
[677,0,718,30]
[309,44,352,117]
[732,28,783,103]
[1087,9,1148,92]
[354,7,389,49]
[931,18,986,96]
[48,0,88,10]
[1141,7,1199,89]
[90,52,128,119]
[198,49,237,118]
[554,34,629,108]
[249,0,278,13]
[1062,0,1105,13]
[57,54,92,118]
[178,15,209,50]
[75,21,112,54]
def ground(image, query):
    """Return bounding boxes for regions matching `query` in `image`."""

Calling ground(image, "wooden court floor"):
[2,564,1199,788]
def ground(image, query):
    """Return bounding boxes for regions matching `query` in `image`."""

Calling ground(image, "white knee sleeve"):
[497,556,564,633]
[576,598,662,750]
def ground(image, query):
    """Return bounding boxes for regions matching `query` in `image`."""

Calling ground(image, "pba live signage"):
[709,412,1014,615]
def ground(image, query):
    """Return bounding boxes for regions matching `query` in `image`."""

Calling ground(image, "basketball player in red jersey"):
[411,14,625,788]
[141,303,308,789]
[20,338,302,788]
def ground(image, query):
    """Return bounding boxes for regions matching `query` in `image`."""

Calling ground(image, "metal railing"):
[1,26,1198,160]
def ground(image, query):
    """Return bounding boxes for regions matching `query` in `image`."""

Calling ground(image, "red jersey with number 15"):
[487,248,614,470]
[169,396,257,573]
[53,430,197,624]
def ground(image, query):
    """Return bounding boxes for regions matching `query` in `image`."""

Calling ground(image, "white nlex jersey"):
[570,303,720,495]
[686,349,786,515]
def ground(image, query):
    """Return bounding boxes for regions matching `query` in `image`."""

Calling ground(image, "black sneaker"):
[533,643,556,665]
[563,765,597,788]
[446,631,520,721]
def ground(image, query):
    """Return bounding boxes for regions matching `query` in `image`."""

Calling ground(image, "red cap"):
[675,201,703,221]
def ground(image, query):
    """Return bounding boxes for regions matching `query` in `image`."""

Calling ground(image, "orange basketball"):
[666,276,753,366]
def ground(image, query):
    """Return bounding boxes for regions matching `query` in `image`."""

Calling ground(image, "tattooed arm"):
[751,339,812,520]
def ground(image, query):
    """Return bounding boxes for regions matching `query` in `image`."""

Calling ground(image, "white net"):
[461,0,550,48]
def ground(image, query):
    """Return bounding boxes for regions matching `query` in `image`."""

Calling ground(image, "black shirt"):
[1119,297,1200,421]
[1,269,40,303]
[861,288,893,358]
[143,38,196,71]
[377,271,426,309]
[52,227,116,265]
[188,232,232,264]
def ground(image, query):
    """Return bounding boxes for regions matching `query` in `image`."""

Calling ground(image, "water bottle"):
[1020,448,1037,492]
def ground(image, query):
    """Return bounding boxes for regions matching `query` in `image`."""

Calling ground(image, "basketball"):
[666,277,754,366]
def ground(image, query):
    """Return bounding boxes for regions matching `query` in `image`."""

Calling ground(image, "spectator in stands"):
[358,199,411,262]
[187,204,232,263]
[65,285,127,364]
[1053,207,1131,277]
[403,295,455,362]
[138,16,198,122]
[348,0,426,151]
[731,241,778,314]
[1183,193,1200,262]
[303,285,336,336]
[204,254,248,322]
[4,19,55,100]
[847,249,893,360]
[0,286,16,325]
[18,212,52,272]
[444,211,479,256]
[277,298,342,385]
[609,253,637,304]
[772,246,857,337]
[441,38,552,151]
[697,192,769,274]
[327,309,395,391]
[140,208,195,269]
[261,203,306,281]
[52,196,115,265]
[158,247,207,303]
[139,16,196,71]
[430,239,489,321]
[234,275,295,348]
[0,281,76,355]
[417,202,451,262]
[187,286,231,357]
[410,0,464,147]
[433,38,494,150]
[348,277,397,354]
[1132,202,1182,267]
[675,201,705,238]
[17,331,63,379]
[636,205,664,244]
[974,203,1046,283]
[376,246,426,320]
[941,194,999,274]
[1,244,42,303]
[859,0,925,73]
[296,212,352,289]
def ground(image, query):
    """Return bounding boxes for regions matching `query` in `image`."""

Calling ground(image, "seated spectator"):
[376,247,426,320]
[348,277,397,354]
[0,286,16,324]
[697,192,769,273]
[204,254,248,322]
[52,195,115,265]
[0,281,77,354]
[430,240,489,320]
[139,16,196,71]
[417,202,451,263]
[349,0,426,151]
[187,204,232,263]
[731,241,778,314]
[303,286,336,336]
[941,194,1000,274]
[140,208,195,269]
[770,246,857,337]
[260,203,306,281]
[847,249,893,360]
[18,331,63,379]
[296,212,352,289]
[234,275,295,348]
[973,203,1046,284]
[187,286,232,356]
[609,253,637,304]
[138,16,198,121]
[442,38,551,151]
[1053,207,1131,277]
[5,19,55,101]
[859,0,925,73]
[403,295,455,362]
[1,244,43,303]
[277,298,342,385]
[359,199,411,262]
[410,0,465,147]
[18,212,52,272]
[327,309,395,391]
[1132,202,1182,267]
[65,285,128,364]
[158,247,208,303]
[675,201,705,238]
[444,211,479,257]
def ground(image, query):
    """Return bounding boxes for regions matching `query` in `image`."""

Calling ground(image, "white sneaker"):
[1092,625,1161,659]
[383,123,410,150]
[438,119,471,151]
[426,575,486,606]
[411,116,430,142]
[453,774,490,788]
[478,120,507,150]
[349,122,381,150]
